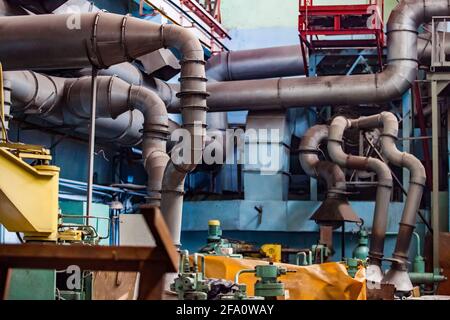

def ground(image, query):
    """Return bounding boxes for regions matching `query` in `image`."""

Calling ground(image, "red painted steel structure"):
[299,0,385,74]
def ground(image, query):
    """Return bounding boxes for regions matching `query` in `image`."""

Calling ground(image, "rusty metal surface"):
[319,225,334,256]
[0,244,164,271]
[438,232,450,295]
[346,156,369,171]
[367,283,396,300]
[92,271,138,300]
[310,197,361,224]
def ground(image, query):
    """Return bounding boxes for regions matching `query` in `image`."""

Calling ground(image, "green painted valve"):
[235,263,293,299]
[208,220,222,241]
[353,229,369,260]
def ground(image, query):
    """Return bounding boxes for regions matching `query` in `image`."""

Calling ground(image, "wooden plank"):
[0,244,165,271]
[438,232,450,295]
[141,206,179,272]
[0,268,10,300]
[92,271,138,300]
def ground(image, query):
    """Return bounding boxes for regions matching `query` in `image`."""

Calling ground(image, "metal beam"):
[86,68,98,222]
[431,79,441,273]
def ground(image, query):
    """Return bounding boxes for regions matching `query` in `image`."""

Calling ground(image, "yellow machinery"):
[0,142,59,241]
[260,244,282,262]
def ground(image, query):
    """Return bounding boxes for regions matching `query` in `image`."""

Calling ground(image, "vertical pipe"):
[86,68,98,222]
[402,90,412,202]
[431,80,440,273]
[341,222,345,260]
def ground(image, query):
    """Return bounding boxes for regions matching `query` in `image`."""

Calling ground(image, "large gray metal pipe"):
[351,111,426,292]
[64,76,170,207]
[328,116,393,284]
[0,13,207,243]
[206,45,305,81]
[4,71,170,206]
[159,25,208,246]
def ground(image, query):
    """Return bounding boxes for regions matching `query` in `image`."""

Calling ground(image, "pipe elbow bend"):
[376,64,416,103]
[163,24,204,60]
[402,153,427,185]
[368,158,393,187]
[161,161,188,193]
[327,142,347,168]
[144,149,169,168]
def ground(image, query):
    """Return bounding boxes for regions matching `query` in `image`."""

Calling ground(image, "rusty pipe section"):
[64,76,170,206]
[351,111,426,292]
[299,125,346,196]
[328,116,393,284]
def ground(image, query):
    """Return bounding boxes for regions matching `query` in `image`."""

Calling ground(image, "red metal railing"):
[299,0,385,73]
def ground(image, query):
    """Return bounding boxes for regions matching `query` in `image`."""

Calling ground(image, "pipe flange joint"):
[176,90,210,98]
[178,76,208,82]
[410,179,427,187]
[368,252,384,262]
[327,138,344,145]
[179,59,206,66]
[88,12,108,69]
[398,222,416,230]
[120,14,135,62]
[298,148,321,154]
[386,24,419,34]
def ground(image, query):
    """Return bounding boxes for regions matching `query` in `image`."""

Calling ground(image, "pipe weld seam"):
[179,59,206,66]
[21,71,40,111]
[298,148,321,154]
[178,76,208,82]
[327,138,343,144]
[90,13,107,69]
[160,25,166,48]
[121,15,132,61]
[398,222,416,229]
